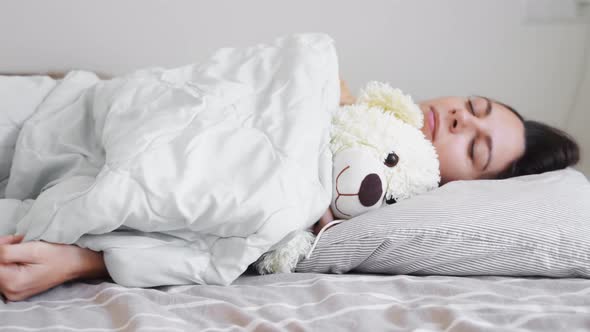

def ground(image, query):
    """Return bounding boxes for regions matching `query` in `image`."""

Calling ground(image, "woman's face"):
[418,96,525,184]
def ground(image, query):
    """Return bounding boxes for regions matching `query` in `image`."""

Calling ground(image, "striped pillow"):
[296,168,590,277]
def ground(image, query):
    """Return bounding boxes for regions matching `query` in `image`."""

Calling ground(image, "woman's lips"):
[428,106,437,142]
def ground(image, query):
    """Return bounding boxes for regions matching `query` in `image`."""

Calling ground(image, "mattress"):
[2,272,589,331]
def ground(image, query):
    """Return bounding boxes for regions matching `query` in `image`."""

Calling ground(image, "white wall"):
[567,38,590,177]
[0,0,588,173]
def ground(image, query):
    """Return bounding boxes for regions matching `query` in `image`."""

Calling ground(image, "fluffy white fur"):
[254,230,315,274]
[357,81,424,129]
[331,104,439,202]
[254,82,440,274]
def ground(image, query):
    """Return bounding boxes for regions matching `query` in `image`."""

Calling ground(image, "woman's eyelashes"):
[468,96,492,117]
[469,139,476,161]
[470,137,491,170]
[468,97,483,116]
[465,97,490,168]
[468,98,475,115]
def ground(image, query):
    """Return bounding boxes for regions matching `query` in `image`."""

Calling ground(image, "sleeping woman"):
[0,36,580,301]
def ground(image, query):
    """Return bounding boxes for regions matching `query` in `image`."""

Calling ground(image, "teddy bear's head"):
[330,82,440,219]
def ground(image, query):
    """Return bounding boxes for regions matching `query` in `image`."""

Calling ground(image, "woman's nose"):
[449,109,475,134]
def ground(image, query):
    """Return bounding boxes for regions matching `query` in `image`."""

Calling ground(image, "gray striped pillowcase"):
[296,168,590,277]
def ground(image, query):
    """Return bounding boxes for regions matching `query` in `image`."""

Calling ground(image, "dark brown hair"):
[493,101,580,179]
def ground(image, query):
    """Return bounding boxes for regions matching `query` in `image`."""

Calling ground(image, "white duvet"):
[0,34,339,286]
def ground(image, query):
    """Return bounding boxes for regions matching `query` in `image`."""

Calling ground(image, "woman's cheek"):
[436,144,463,184]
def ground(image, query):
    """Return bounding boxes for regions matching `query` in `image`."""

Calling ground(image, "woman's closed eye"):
[468,134,493,171]
[468,96,490,117]
[470,139,487,168]
[467,96,493,170]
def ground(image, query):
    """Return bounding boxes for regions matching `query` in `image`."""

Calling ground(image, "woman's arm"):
[0,235,108,301]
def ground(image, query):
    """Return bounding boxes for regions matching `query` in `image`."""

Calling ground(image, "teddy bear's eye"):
[384,152,399,168]
[385,197,397,205]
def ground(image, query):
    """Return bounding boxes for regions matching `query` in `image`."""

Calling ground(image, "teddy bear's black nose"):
[358,173,383,207]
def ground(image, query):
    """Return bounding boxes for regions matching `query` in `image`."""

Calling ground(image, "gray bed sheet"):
[1,272,589,331]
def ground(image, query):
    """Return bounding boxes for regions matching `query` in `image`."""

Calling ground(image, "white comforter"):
[1,34,339,286]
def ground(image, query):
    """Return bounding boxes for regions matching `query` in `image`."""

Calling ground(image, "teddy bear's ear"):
[357,81,424,129]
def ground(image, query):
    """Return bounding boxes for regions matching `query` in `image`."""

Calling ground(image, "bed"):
[4,166,588,332]
[3,271,590,331]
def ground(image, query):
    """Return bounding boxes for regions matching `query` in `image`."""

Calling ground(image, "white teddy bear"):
[254,82,440,274]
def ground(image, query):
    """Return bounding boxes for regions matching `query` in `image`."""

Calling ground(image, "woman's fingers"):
[0,234,24,245]
[0,241,37,264]
[0,263,36,301]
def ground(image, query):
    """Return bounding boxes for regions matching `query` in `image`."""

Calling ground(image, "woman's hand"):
[0,235,108,301]
[313,207,336,235]
[339,79,356,106]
